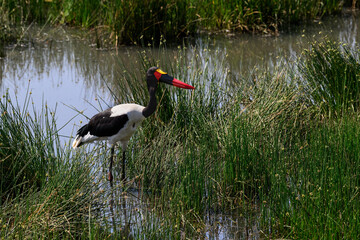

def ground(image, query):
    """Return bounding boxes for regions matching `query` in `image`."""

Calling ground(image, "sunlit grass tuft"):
[0,92,109,239]
[299,40,360,116]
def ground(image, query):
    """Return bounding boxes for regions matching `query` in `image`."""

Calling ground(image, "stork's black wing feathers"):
[86,108,129,137]
[76,124,90,137]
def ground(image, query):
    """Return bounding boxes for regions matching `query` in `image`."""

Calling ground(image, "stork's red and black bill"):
[154,69,194,89]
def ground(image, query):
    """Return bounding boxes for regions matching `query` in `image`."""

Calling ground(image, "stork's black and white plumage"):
[72,67,194,182]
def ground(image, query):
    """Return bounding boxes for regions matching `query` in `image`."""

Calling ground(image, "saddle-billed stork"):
[72,67,194,182]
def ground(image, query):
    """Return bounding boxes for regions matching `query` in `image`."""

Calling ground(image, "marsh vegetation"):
[1,1,360,239]
[0,0,357,45]
[2,38,360,238]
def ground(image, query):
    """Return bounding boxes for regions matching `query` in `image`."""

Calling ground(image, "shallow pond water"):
[1,12,360,239]
[1,13,360,142]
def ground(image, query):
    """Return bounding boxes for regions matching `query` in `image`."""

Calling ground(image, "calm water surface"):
[1,12,360,239]
[1,14,359,142]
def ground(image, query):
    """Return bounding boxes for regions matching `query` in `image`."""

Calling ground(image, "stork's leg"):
[108,146,115,182]
[121,150,126,181]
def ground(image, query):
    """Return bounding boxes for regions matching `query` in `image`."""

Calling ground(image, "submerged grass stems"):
[0,92,110,238]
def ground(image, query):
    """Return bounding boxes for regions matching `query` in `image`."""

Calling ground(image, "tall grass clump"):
[299,40,360,116]
[0,0,354,45]
[104,40,360,238]
[221,70,312,200]
[222,41,360,238]
[106,44,311,236]
[0,92,56,199]
[194,0,343,32]
[257,39,360,238]
[0,0,55,24]
[258,116,360,239]
[0,92,109,238]
[103,44,233,235]
[0,4,17,47]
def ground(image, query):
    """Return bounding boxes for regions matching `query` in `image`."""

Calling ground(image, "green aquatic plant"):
[299,40,360,116]
[0,92,108,238]
[0,0,352,45]
[106,41,360,238]
[2,36,360,238]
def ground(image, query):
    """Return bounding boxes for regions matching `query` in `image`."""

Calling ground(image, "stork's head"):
[146,66,194,90]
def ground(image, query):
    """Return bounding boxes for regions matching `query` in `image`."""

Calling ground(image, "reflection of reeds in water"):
[2,37,111,92]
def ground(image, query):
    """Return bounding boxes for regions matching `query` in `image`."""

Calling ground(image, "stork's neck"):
[142,86,157,118]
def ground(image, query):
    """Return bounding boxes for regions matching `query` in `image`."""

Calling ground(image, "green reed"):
[0,0,353,45]
[2,36,360,237]
[0,92,109,239]
[193,0,342,32]
[261,117,360,238]
[104,39,360,238]
[299,40,360,116]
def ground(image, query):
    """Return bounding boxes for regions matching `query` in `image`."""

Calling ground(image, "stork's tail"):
[72,124,89,149]
[72,136,83,149]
